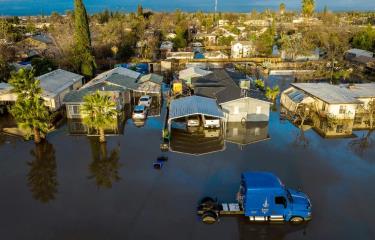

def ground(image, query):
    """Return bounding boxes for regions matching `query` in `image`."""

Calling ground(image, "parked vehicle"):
[202,115,220,128]
[132,105,148,120]
[197,172,312,224]
[187,115,200,127]
[138,95,152,107]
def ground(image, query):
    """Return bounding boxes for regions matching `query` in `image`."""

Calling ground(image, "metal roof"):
[341,83,375,98]
[168,96,224,121]
[179,67,212,81]
[291,83,362,104]
[37,69,83,97]
[138,73,163,85]
[242,172,283,190]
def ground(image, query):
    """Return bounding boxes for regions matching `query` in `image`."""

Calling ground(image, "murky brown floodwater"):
[0,77,374,240]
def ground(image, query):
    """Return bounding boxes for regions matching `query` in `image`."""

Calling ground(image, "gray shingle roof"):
[106,73,139,90]
[291,83,362,104]
[169,96,224,121]
[192,69,268,104]
[63,83,123,103]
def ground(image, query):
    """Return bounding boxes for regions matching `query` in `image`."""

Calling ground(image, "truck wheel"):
[202,210,218,224]
[290,216,304,224]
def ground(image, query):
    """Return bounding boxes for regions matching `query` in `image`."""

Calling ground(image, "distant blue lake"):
[0,0,374,16]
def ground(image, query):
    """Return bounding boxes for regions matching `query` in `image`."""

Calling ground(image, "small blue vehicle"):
[197,172,312,224]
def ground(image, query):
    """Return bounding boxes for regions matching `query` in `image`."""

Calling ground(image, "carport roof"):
[168,96,224,121]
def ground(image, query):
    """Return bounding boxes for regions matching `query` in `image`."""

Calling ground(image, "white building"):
[231,41,254,58]
[0,69,84,111]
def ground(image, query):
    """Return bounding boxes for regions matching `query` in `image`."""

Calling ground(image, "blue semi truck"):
[197,172,312,224]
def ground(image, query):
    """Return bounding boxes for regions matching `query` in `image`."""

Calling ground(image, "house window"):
[339,105,346,114]
[70,105,80,115]
[233,128,238,136]
[254,127,260,136]
[256,106,262,115]
[322,102,326,111]
[336,125,344,133]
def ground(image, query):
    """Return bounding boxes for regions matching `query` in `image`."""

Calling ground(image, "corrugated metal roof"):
[341,83,375,98]
[169,96,224,121]
[138,73,163,85]
[291,83,362,104]
[37,69,83,97]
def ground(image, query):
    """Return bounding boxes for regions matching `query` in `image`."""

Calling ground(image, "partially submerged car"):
[132,105,148,120]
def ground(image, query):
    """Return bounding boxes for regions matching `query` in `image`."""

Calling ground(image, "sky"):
[0,0,374,16]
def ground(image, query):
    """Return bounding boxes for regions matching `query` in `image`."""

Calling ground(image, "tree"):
[265,85,280,103]
[0,45,14,82]
[254,79,265,91]
[351,25,375,52]
[31,57,56,76]
[72,0,96,78]
[279,3,286,15]
[81,91,118,143]
[28,141,57,203]
[88,139,121,188]
[302,0,315,17]
[9,69,51,143]
[137,4,143,17]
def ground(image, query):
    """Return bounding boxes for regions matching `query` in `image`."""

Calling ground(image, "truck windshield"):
[286,189,293,203]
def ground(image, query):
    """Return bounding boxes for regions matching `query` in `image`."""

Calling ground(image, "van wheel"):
[290,216,304,224]
[202,210,218,224]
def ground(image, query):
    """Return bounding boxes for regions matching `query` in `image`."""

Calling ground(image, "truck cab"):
[238,172,312,223]
[197,171,312,224]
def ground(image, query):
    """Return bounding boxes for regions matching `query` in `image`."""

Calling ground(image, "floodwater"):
[0,79,375,240]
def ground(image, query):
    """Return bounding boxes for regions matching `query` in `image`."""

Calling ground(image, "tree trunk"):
[34,127,41,144]
[99,128,106,143]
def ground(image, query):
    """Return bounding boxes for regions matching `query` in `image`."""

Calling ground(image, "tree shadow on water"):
[349,130,374,158]
[27,141,58,203]
[88,138,122,189]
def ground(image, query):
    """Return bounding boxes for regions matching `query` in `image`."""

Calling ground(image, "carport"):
[167,95,225,133]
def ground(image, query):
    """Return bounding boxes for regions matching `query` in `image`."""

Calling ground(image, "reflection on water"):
[88,138,122,189]
[238,217,308,240]
[27,141,57,203]
[169,122,270,155]
[169,127,225,155]
[348,130,374,157]
[224,122,270,147]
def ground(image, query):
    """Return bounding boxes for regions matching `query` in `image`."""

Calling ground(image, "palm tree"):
[9,69,50,143]
[265,85,280,103]
[81,91,118,143]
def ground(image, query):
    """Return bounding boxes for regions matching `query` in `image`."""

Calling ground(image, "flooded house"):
[0,69,84,112]
[281,83,375,137]
[63,67,163,135]
[167,95,225,155]
[192,69,271,122]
